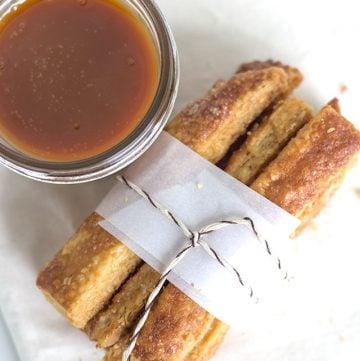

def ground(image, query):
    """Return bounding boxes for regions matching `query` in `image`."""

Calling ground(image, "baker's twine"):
[117,175,288,361]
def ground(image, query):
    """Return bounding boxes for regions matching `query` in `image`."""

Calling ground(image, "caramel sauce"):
[0,0,159,161]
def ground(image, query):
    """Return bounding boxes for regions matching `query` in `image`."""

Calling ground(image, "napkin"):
[1,0,360,360]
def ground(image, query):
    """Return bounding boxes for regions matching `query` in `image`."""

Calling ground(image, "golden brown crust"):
[186,320,230,361]
[166,67,290,163]
[226,97,313,184]
[85,263,160,348]
[206,79,227,97]
[237,60,303,90]
[105,315,229,361]
[105,290,228,361]
[251,105,360,231]
[103,339,129,361]
[327,97,341,113]
[36,213,142,328]
[132,284,215,361]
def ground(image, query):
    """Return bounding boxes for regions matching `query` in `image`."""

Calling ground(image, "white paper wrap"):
[97,132,299,325]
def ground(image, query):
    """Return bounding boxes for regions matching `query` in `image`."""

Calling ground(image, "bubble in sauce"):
[127,57,135,66]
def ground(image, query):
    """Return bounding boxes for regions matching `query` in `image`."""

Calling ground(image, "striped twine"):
[117,175,287,361]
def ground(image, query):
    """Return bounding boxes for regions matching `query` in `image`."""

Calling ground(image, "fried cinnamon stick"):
[166,66,298,163]
[251,104,360,234]
[226,97,313,185]
[36,213,141,329]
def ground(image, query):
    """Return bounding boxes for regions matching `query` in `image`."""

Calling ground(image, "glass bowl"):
[0,0,179,183]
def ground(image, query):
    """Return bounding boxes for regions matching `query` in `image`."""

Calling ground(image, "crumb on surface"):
[355,189,360,198]
[124,196,129,203]
[338,335,345,342]
[327,127,336,133]
[339,84,348,93]
[196,182,204,190]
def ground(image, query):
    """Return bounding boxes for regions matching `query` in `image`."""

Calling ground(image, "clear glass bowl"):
[0,0,179,183]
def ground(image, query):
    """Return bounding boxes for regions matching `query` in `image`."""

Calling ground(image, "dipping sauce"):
[0,0,159,161]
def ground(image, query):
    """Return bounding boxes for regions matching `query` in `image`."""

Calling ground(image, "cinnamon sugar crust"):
[251,105,360,233]
[327,97,341,113]
[36,213,142,328]
[132,284,215,361]
[186,319,230,361]
[166,67,291,163]
[226,97,313,184]
[85,263,160,348]
[237,59,303,90]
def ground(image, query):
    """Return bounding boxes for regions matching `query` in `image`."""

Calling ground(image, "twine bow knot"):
[189,230,200,246]
[117,175,287,361]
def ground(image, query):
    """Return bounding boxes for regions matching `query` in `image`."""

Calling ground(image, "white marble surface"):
[0,311,19,361]
[1,0,360,360]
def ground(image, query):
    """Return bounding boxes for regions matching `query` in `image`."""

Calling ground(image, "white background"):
[1,0,360,360]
